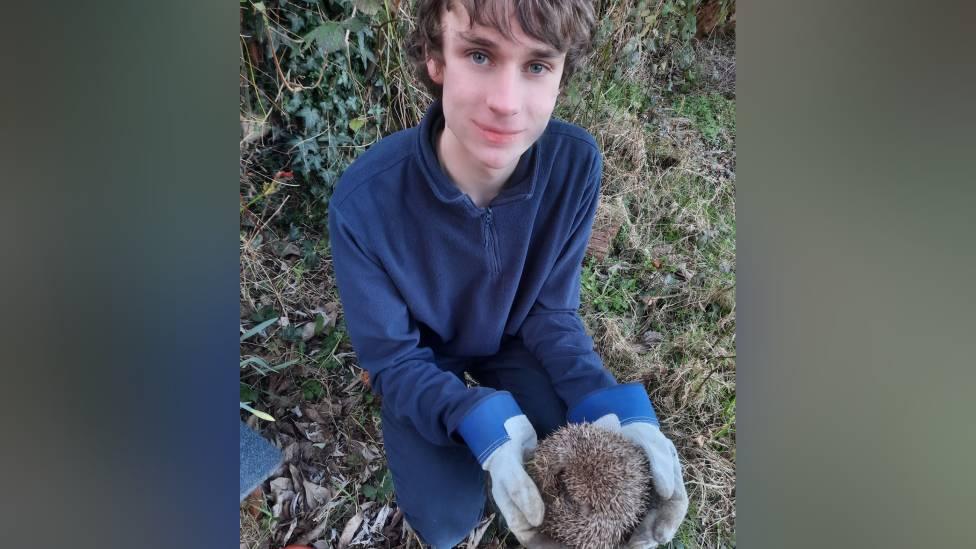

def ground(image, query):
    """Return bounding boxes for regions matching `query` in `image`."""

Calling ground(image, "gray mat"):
[240,421,283,502]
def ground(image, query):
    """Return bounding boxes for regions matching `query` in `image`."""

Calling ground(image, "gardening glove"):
[481,415,557,548]
[592,413,689,549]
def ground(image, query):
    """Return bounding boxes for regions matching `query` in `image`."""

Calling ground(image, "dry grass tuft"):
[694,35,737,99]
[240,504,270,549]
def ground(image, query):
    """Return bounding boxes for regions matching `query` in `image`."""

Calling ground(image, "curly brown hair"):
[405,0,597,97]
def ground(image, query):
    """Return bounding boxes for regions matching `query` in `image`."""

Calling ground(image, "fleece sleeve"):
[516,153,659,424]
[329,205,523,461]
[516,153,618,409]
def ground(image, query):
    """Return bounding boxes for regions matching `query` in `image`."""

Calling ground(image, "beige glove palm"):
[482,415,565,548]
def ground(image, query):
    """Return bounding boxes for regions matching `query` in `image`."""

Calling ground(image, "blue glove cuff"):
[567,382,659,427]
[456,392,523,465]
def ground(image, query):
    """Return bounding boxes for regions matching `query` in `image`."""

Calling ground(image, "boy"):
[328,1,688,547]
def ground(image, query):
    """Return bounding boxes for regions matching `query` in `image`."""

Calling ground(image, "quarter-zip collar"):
[416,100,539,218]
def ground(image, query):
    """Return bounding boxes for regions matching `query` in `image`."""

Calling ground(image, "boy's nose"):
[486,69,521,117]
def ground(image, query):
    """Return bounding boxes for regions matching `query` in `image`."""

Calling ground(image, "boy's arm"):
[518,151,687,545]
[516,153,655,423]
[329,204,523,458]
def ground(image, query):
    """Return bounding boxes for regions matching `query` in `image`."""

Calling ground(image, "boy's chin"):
[473,147,526,172]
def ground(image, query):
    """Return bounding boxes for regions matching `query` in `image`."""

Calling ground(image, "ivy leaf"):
[297,106,322,130]
[348,116,366,132]
[352,0,383,16]
[304,21,345,54]
[240,383,259,403]
[342,15,367,34]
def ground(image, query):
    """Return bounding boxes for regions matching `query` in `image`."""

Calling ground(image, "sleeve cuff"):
[456,392,523,465]
[567,382,659,427]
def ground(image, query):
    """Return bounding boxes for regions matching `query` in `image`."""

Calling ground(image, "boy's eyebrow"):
[457,31,498,50]
[457,31,563,60]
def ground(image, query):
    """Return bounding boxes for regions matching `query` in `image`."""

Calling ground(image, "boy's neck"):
[434,125,518,209]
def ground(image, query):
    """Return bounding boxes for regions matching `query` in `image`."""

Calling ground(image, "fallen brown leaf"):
[338,512,364,549]
[242,487,265,521]
[303,405,327,425]
[383,507,403,536]
[280,441,300,465]
[642,331,665,346]
[269,477,295,520]
[288,464,304,504]
[466,513,495,548]
[303,480,332,508]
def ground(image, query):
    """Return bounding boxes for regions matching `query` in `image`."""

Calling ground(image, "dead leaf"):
[303,405,327,424]
[642,331,665,346]
[360,444,378,462]
[466,513,494,548]
[288,464,304,502]
[675,263,695,281]
[281,518,298,546]
[278,242,301,258]
[269,476,295,520]
[269,477,293,496]
[370,505,392,533]
[642,295,663,307]
[382,507,404,541]
[297,422,327,444]
[631,330,665,353]
[303,480,332,507]
[269,374,292,395]
[301,322,317,341]
[242,487,265,520]
[310,305,339,332]
[338,512,364,549]
[280,441,300,465]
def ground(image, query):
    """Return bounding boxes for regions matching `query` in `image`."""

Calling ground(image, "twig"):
[266,27,302,93]
[244,195,290,252]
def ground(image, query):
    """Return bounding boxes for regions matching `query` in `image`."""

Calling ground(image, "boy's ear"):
[426,56,444,85]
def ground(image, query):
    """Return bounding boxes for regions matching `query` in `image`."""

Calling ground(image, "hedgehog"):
[526,423,657,549]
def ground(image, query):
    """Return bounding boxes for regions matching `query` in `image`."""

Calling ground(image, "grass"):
[240,2,735,547]
[674,92,736,145]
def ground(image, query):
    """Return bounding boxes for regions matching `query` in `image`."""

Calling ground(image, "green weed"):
[581,261,640,314]
[301,379,325,401]
[675,92,736,144]
[362,469,394,502]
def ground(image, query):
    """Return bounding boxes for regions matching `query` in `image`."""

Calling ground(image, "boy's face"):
[427,3,566,174]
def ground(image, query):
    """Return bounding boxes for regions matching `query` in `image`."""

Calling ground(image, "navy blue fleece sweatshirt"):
[329,101,657,463]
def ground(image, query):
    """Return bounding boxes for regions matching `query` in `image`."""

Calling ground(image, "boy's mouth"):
[474,121,523,144]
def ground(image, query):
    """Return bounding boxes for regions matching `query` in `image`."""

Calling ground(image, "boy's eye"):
[528,63,548,74]
[470,52,489,65]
